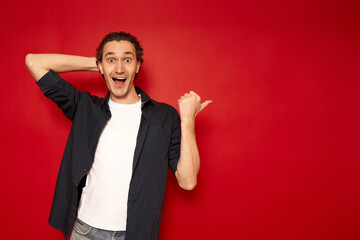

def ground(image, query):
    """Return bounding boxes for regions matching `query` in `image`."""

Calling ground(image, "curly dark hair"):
[96,31,144,64]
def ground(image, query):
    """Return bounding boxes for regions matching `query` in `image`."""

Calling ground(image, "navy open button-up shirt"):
[37,70,181,239]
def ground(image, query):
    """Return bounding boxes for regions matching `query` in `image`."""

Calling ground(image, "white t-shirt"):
[77,97,142,231]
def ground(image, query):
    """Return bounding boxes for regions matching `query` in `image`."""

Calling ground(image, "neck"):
[110,89,140,104]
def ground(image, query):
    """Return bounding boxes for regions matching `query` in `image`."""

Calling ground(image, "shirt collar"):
[135,87,151,109]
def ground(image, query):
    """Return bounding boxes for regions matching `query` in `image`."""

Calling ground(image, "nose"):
[115,60,124,73]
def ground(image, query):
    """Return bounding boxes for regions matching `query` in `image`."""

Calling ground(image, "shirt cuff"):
[36,70,62,94]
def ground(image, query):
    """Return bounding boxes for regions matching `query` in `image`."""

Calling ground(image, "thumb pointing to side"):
[200,100,213,112]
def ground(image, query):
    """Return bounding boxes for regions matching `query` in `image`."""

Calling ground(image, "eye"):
[124,58,131,63]
[108,58,115,63]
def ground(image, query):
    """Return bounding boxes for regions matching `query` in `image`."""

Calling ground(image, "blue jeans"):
[70,218,126,240]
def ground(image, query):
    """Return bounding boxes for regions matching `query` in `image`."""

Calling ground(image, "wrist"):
[181,118,195,128]
[85,57,98,71]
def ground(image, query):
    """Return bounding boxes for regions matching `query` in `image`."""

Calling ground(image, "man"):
[25,31,211,240]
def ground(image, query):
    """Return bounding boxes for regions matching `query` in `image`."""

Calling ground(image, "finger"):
[189,91,201,100]
[189,91,199,97]
[200,100,213,112]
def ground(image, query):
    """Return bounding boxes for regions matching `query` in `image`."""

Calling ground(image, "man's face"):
[97,40,141,104]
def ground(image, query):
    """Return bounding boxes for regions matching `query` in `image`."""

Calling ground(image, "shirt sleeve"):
[168,108,181,173]
[36,70,81,121]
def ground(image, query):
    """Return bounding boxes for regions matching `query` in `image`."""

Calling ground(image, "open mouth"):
[112,77,126,83]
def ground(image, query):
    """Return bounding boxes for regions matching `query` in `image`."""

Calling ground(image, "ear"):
[97,61,104,74]
[136,61,141,73]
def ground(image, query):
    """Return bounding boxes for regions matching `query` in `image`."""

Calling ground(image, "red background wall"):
[1,0,359,239]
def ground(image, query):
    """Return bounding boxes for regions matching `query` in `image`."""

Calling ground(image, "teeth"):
[113,77,126,82]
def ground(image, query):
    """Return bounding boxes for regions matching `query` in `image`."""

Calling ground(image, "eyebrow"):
[104,51,135,57]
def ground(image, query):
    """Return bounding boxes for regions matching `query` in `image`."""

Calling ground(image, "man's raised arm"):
[25,54,98,82]
[175,91,212,190]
